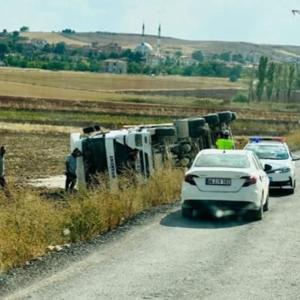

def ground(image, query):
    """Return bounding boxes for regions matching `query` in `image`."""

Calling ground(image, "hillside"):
[22,31,300,62]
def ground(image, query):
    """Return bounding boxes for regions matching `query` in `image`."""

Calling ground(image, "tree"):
[62,28,75,34]
[20,26,29,32]
[266,62,275,101]
[128,51,142,63]
[229,65,242,82]
[274,64,283,100]
[54,42,66,54]
[0,43,8,59]
[192,50,204,62]
[287,64,296,101]
[256,56,268,101]
[128,62,142,73]
[121,48,132,58]
[232,53,245,64]
[174,50,183,58]
[281,65,289,101]
[75,60,89,71]
[12,31,19,38]
[248,65,256,103]
[42,43,52,53]
[219,52,231,62]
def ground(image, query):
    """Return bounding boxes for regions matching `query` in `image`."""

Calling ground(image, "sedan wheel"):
[247,200,263,221]
[251,205,263,221]
[291,180,296,194]
[181,207,193,218]
[263,195,269,212]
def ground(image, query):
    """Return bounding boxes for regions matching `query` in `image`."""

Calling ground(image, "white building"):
[103,59,127,74]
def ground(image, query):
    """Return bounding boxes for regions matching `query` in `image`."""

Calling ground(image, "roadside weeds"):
[0,166,182,273]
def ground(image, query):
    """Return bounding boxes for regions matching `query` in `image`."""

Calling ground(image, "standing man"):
[65,148,82,193]
[0,146,6,188]
[216,130,235,150]
[121,148,139,186]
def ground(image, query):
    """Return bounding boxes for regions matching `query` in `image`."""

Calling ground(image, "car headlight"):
[274,167,290,174]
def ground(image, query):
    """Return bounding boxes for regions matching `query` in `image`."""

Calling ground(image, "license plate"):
[206,178,231,186]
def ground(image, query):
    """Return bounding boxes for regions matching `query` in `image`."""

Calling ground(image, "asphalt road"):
[6,161,300,300]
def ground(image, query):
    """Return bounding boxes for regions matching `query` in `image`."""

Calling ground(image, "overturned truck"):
[70,111,237,187]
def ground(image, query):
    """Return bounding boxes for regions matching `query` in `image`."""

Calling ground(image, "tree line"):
[0,29,242,80]
[249,56,299,102]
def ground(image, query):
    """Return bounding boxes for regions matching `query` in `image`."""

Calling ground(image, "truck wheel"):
[231,112,237,121]
[155,128,176,137]
[218,111,232,124]
[204,114,220,126]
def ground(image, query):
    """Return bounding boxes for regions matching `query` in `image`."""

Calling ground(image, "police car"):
[244,137,299,193]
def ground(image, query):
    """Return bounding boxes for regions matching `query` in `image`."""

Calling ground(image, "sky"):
[1,0,300,45]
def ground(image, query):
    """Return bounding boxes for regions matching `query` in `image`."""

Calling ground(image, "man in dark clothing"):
[0,146,6,188]
[123,149,139,186]
[65,148,82,192]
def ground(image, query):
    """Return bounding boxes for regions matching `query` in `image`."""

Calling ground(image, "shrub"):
[232,93,248,103]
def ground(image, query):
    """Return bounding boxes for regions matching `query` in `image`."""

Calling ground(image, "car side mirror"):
[292,155,300,161]
[264,164,272,172]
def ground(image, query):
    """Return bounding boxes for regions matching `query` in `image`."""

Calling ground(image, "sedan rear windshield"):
[194,154,250,168]
[245,144,289,160]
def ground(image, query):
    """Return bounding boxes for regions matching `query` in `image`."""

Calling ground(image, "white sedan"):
[181,149,270,221]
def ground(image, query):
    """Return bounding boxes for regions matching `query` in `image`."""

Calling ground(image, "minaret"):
[157,24,161,56]
[142,22,145,42]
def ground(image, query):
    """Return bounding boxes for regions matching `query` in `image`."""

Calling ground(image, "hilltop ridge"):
[21,31,300,62]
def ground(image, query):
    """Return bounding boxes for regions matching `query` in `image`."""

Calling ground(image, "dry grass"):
[0,67,243,93]
[287,130,300,150]
[21,32,88,46]
[0,166,183,272]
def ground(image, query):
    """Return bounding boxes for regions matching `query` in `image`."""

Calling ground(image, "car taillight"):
[241,176,257,187]
[184,174,198,186]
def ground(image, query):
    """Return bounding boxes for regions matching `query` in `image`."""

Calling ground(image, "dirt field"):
[1,131,69,181]
[0,68,299,182]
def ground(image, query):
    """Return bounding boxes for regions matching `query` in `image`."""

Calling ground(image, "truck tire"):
[204,114,220,126]
[231,112,237,121]
[218,111,232,124]
[188,118,206,138]
[155,128,176,137]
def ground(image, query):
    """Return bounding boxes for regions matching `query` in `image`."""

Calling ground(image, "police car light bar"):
[249,136,285,143]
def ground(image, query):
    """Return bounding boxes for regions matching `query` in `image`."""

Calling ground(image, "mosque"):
[134,23,163,65]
